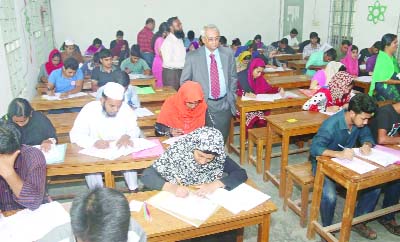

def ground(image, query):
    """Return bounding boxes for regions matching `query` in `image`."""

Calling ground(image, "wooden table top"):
[139,86,176,103]
[275,53,303,61]
[263,69,295,78]
[130,77,156,88]
[236,89,308,109]
[268,75,311,89]
[31,94,95,111]
[287,59,307,67]
[265,111,328,131]
[128,190,277,242]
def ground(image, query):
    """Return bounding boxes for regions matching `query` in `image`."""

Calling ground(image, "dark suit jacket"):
[180,46,237,115]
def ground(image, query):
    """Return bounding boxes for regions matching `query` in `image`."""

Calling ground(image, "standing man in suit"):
[180,24,237,142]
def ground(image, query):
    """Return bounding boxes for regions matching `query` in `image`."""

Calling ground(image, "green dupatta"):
[369,50,400,96]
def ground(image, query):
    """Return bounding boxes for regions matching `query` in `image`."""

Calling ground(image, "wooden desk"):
[263,69,295,79]
[30,94,95,111]
[235,89,309,165]
[47,142,162,188]
[275,53,303,61]
[139,86,176,105]
[268,75,311,89]
[307,156,400,242]
[129,190,277,242]
[288,60,307,75]
[36,80,92,95]
[130,77,156,89]
[264,111,328,197]
[354,80,370,94]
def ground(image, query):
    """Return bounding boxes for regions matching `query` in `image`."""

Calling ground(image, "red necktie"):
[209,53,220,99]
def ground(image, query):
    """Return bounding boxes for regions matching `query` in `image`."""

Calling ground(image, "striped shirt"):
[0,145,47,211]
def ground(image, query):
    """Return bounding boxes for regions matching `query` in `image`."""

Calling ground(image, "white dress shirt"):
[283,34,299,46]
[160,34,186,69]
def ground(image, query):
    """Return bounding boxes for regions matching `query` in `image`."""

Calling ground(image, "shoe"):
[378,219,400,236]
[352,223,377,240]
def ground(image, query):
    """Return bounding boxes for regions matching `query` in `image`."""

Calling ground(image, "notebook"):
[33,144,67,164]
[131,139,164,159]
[136,86,156,94]
[41,92,87,100]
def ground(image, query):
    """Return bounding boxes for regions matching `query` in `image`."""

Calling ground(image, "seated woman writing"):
[38,49,63,83]
[309,61,345,90]
[237,58,284,132]
[341,45,359,77]
[155,81,207,137]
[2,98,57,151]
[303,71,354,113]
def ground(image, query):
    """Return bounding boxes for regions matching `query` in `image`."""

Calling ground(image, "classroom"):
[0,0,399,241]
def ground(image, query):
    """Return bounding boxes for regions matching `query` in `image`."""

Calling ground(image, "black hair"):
[93,52,100,64]
[7,98,33,119]
[219,36,227,46]
[198,36,204,46]
[70,188,130,242]
[99,49,112,59]
[380,33,397,51]
[187,30,195,41]
[0,121,21,154]
[309,32,318,39]
[280,38,289,45]
[145,18,155,25]
[167,16,178,28]
[52,52,61,59]
[254,34,262,41]
[93,38,102,46]
[351,45,358,52]
[231,38,241,46]
[111,70,129,88]
[63,57,79,70]
[116,30,124,37]
[324,48,337,61]
[339,65,347,72]
[151,22,169,50]
[372,41,381,49]
[341,39,351,46]
[348,93,377,114]
[130,44,141,57]
[290,28,298,35]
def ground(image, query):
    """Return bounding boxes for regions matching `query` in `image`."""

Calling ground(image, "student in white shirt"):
[70,82,141,190]
[283,28,299,47]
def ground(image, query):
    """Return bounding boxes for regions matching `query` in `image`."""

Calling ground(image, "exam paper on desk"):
[353,146,400,167]
[41,92,88,100]
[33,144,67,164]
[331,157,378,174]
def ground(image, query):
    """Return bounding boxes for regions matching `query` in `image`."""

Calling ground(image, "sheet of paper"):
[41,92,87,101]
[136,86,156,94]
[357,76,372,83]
[331,157,378,174]
[0,202,70,242]
[129,74,154,79]
[162,135,187,145]
[299,89,317,97]
[264,67,291,72]
[129,200,144,212]
[207,183,271,214]
[134,107,154,117]
[132,139,164,159]
[33,144,67,164]
[79,138,157,160]
[147,191,219,227]
[359,64,366,70]
[353,146,400,167]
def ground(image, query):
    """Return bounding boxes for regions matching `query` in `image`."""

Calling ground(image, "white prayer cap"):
[64,39,75,45]
[103,82,125,100]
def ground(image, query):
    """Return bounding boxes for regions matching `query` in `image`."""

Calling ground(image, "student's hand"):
[60,92,69,98]
[175,186,190,198]
[116,135,133,148]
[170,128,184,137]
[94,140,110,149]
[143,69,151,75]
[124,68,131,74]
[360,143,372,156]
[40,140,52,152]
[339,148,354,160]
[0,150,20,178]
[279,88,285,97]
[326,106,340,113]
[47,89,55,96]
[194,181,224,197]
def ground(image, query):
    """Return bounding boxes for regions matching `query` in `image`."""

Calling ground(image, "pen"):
[143,202,152,221]
[338,144,346,150]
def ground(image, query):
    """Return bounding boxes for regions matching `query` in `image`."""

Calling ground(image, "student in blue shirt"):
[310,93,381,240]
[47,57,83,98]
[96,70,140,109]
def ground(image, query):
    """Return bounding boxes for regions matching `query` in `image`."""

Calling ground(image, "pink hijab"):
[341,45,359,76]
[248,58,279,94]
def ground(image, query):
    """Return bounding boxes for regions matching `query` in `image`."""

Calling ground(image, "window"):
[327,0,355,50]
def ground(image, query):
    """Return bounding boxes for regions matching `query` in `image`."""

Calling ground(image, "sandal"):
[378,219,400,236]
[352,223,377,240]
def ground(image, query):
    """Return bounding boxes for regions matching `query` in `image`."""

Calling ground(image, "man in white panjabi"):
[70,82,141,190]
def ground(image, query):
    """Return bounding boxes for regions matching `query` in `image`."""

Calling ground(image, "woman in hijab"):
[84,38,104,56]
[155,81,207,137]
[143,126,247,196]
[309,61,345,90]
[236,50,251,72]
[369,33,400,101]
[341,45,359,77]
[303,71,354,112]
[37,49,63,83]
[237,58,284,132]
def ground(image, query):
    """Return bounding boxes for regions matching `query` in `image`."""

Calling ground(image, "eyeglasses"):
[205,36,220,42]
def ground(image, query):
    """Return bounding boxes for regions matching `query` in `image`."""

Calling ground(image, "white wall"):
[50,0,282,50]
[301,0,330,44]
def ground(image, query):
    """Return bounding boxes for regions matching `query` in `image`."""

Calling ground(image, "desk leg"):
[279,134,290,197]
[104,171,115,188]
[239,108,246,164]
[236,228,244,242]
[258,214,271,242]
[307,162,324,239]
[263,123,273,181]
[338,184,357,242]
